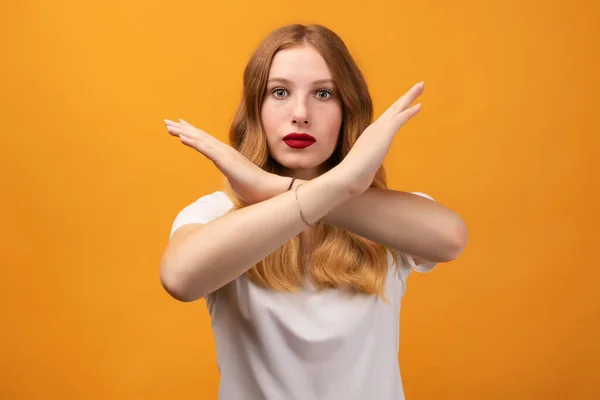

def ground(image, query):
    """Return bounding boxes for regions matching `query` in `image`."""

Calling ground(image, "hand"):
[332,81,424,196]
[164,119,286,204]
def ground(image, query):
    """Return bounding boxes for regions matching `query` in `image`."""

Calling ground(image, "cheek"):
[316,104,343,143]
[260,102,281,143]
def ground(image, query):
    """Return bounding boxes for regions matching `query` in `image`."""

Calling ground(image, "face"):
[261,44,343,180]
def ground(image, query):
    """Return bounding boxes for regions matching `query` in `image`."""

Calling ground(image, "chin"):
[276,154,325,168]
[275,158,333,178]
[269,144,336,173]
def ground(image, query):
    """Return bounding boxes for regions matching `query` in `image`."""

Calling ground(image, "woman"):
[161,24,467,400]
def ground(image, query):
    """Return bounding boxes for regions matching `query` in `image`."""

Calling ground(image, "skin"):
[261,44,343,180]
[160,45,468,302]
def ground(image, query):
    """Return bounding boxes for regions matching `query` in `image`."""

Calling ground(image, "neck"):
[278,160,334,181]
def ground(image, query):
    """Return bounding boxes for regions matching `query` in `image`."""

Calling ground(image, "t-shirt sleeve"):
[401,251,438,273]
[169,191,234,239]
[167,191,235,307]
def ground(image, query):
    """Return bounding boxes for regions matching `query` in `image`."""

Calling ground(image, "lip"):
[283,132,316,149]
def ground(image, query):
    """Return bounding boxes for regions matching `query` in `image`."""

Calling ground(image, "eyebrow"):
[267,77,335,86]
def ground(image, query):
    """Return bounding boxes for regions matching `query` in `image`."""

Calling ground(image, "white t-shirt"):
[169,191,437,400]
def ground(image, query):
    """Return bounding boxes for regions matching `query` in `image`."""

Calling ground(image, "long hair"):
[224,24,398,298]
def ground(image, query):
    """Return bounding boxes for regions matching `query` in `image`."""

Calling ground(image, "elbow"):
[159,257,200,303]
[444,217,468,261]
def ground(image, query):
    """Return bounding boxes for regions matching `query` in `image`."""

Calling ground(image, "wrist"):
[268,174,297,199]
[290,177,307,190]
[272,174,308,195]
[269,169,354,202]
[321,165,359,198]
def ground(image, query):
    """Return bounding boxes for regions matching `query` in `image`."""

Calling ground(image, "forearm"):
[326,188,466,261]
[160,174,351,302]
[282,177,467,262]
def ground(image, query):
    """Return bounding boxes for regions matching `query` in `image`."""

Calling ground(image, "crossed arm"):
[280,176,467,263]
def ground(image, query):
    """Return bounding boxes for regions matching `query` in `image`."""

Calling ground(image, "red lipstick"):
[283,133,316,149]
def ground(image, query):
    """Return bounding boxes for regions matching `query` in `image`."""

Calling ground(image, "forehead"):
[268,44,332,81]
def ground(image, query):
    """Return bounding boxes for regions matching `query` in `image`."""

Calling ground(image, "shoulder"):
[169,191,234,238]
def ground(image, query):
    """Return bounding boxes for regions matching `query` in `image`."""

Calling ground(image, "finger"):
[170,124,219,155]
[168,124,224,152]
[179,135,204,150]
[394,103,422,128]
[177,131,206,150]
[167,122,225,156]
[164,119,186,133]
[180,134,220,162]
[179,134,192,144]
[166,124,187,137]
[164,119,193,133]
[393,81,424,112]
[165,120,203,137]
[166,124,201,140]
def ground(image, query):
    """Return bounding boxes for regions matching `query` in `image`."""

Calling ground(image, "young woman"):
[162,24,467,400]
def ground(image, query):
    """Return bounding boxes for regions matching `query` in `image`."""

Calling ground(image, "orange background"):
[1,0,598,399]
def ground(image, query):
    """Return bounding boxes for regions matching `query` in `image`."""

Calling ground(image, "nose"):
[291,97,310,127]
